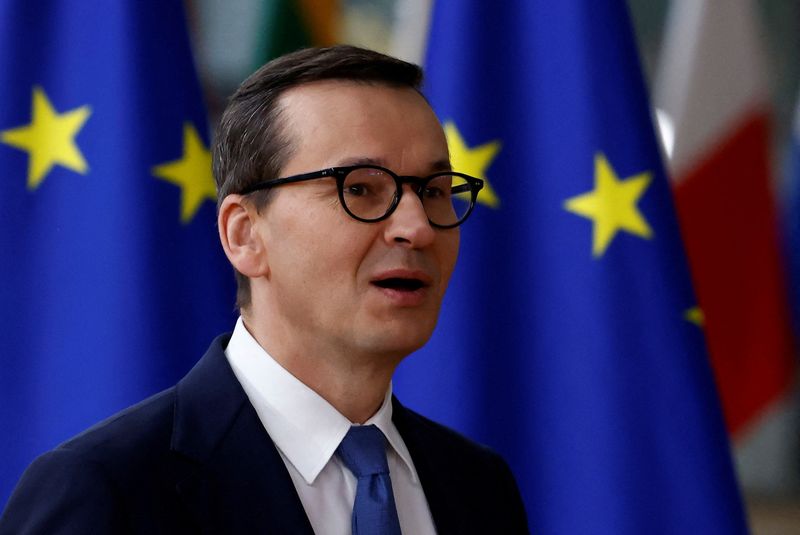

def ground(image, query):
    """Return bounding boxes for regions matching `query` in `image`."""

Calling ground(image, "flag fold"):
[394,1,749,532]
[0,0,235,505]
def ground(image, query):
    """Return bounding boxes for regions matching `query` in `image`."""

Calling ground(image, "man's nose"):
[383,185,436,247]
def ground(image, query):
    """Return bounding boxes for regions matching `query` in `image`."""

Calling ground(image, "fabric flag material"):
[0,0,235,505]
[791,96,800,339]
[392,0,748,532]
[654,0,795,437]
[389,0,433,65]
[254,0,339,66]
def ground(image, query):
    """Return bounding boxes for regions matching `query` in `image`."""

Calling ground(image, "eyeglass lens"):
[342,167,473,226]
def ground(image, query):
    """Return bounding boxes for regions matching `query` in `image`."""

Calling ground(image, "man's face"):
[256,80,459,363]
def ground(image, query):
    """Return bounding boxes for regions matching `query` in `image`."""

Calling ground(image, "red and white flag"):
[654,0,795,437]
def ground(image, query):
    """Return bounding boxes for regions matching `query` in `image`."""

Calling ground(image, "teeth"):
[374,278,424,290]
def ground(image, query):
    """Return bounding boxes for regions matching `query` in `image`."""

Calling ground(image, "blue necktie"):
[337,425,402,535]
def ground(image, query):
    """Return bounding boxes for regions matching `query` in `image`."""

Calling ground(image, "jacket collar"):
[170,334,314,534]
[168,335,457,534]
[392,396,461,535]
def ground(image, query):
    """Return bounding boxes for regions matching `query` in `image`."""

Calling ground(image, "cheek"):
[439,232,460,284]
[267,195,350,271]
[284,222,377,287]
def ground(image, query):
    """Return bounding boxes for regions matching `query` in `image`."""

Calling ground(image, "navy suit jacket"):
[0,335,528,534]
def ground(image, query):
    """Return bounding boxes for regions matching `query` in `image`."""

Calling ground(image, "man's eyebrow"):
[334,157,453,173]
[430,159,452,172]
[336,156,385,167]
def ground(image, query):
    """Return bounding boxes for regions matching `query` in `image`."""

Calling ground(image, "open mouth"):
[372,277,427,292]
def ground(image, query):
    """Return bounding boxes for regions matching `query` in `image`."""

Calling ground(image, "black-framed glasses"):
[240,165,485,229]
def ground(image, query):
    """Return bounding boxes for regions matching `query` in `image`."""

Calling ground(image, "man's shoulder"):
[0,387,185,534]
[0,335,238,533]
[49,331,236,470]
[394,402,480,445]
[10,385,184,510]
[392,398,505,467]
[56,386,178,467]
[393,400,530,533]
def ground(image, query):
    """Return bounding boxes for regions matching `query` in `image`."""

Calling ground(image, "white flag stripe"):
[655,0,768,179]
[389,0,433,66]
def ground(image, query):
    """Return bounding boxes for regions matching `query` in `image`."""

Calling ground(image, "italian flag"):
[255,0,339,63]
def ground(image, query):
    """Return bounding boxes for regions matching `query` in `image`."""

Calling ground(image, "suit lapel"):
[392,397,461,535]
[171,335,314,534]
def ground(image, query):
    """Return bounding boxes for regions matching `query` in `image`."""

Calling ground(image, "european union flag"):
[0,1,235,504]
[393,1,748,532]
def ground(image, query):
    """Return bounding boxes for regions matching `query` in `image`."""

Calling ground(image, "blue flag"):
[393,1,748,532]
[0,1,235,504]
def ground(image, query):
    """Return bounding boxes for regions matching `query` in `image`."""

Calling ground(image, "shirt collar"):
[225,317,418,484]
[364,386,419,485]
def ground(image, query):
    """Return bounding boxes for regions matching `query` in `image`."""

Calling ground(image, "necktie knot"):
[337,425,390,478]
[337,424,401,534]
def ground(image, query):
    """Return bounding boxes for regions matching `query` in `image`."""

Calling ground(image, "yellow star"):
[152,123,217,224]
[444,121,501,208]
[564,153,653,257]
[684,306,705,327]
[1,86,91,190]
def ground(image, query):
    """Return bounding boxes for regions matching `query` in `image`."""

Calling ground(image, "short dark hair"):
[212,45,425,311]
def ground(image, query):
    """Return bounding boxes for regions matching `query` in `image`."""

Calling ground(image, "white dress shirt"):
[225,317,437,535]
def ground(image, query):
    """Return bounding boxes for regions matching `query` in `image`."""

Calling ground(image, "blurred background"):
[2,0,798,532]
[188,0,800,530]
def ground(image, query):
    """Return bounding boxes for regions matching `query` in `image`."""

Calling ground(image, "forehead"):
[276,80,449,174]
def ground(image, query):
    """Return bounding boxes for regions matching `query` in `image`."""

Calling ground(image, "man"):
[1,45,528,534]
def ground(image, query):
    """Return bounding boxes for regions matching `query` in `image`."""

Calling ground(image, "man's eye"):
[423,186,447,199]
[345,183,370,196]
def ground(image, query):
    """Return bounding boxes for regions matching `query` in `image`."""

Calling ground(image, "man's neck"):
[240,314,398,424]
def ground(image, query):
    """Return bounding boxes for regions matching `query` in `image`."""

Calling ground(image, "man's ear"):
[218,195,270,278]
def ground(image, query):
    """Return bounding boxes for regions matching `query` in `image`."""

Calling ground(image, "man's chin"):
[358,327,436,362]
